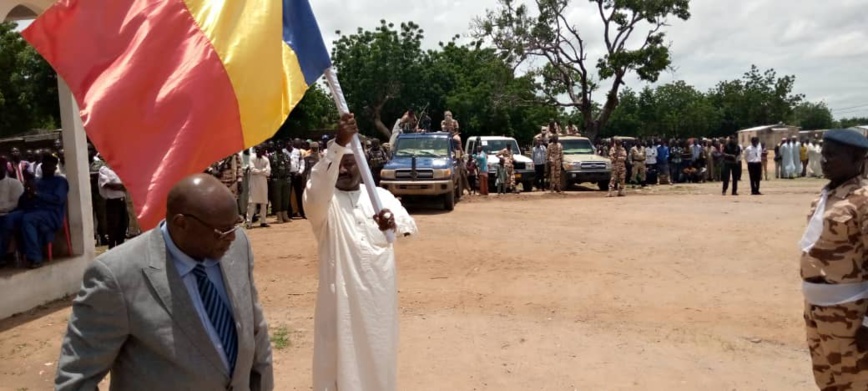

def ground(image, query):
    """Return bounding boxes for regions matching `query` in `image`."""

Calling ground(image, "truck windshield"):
[561,139,595,154]
[478,139,519,154]
[394,137,449,158]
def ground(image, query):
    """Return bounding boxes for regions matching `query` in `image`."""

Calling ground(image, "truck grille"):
[580,162,607,170]
[513,162,526,170]
[396,169,434,179]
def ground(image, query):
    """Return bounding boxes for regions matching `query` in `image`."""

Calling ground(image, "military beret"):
[823,129,868,150]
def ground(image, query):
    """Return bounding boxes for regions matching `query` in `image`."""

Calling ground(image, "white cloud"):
[310,0,868,120]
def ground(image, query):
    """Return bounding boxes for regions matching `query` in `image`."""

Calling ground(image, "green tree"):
[838,117,868,129]
[331,21,425,138]
[275,84,338,139]
[0,21,59,136]
[709,65,803,134]
[474,0,691,139]
[790,101,834,130]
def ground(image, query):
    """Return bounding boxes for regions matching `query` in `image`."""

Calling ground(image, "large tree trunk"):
[369,100,391,139]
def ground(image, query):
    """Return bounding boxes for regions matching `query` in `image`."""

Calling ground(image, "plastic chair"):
[46,216,71,262]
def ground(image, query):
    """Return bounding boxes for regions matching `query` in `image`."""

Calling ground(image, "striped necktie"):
[192,264,238,373]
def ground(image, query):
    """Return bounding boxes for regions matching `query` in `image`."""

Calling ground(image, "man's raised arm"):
[303,113,358,228]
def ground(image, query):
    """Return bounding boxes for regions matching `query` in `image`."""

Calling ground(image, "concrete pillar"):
[57,77,95,256]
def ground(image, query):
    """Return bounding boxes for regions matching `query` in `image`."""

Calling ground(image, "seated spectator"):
[682,162,701,183]
[0,154,69,269]
[0,157,25,267]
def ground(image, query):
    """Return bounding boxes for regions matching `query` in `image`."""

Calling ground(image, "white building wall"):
[1,1,96,319]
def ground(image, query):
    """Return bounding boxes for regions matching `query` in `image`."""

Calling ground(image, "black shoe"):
[732,193,739,196]
[28,262,43,269]
[260,223,270,228]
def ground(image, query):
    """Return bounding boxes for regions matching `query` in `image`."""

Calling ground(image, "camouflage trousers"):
[549,160,562,191]
[609,164,626,190]
[505,163,515,188]
[805,300,868,390]
[631,162,646,183]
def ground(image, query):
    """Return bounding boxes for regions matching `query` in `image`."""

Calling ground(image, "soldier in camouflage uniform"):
[497,145,517,193]
[547,135,564,193]
[366,138,389,186]
[801,129,868,391]
[209,153,243,196]
[608,138,628,197]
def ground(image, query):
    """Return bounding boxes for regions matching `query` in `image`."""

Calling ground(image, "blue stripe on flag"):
[283,0,333,86]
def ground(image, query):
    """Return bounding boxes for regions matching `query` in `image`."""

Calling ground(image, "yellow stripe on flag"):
[182,0,310,147]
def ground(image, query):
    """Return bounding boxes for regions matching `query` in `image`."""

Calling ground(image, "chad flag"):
[22,0,332,230]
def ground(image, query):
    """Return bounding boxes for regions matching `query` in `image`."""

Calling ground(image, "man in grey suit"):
[55,174,274,391]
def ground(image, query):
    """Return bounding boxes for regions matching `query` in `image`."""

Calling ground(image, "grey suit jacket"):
[55,228,274,391]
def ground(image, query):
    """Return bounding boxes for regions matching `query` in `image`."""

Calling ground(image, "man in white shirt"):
[98,164,129,248]
[744,137,763,195]
[0,157,24,266]
[304,113,417,391]
[645,141,658,185]
[287,139,307,219]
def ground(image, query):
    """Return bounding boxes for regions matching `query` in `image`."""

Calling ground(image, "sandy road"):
[0,178,826,390]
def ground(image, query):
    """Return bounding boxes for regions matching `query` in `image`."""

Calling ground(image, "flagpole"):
[324,67,396,243]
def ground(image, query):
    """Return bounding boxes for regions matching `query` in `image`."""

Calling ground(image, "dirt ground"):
[0,178,828,390]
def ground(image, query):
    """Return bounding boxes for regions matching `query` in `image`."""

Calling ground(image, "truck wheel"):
[598,181,610,191]
[522,181,533,193]
[444,190,455,211]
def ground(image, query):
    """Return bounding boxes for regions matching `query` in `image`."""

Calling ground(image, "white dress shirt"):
[98,165,126,199]
[745,144,762,163]
[287,147,306,174]
[0,176,24,215]
[645,146,658,165]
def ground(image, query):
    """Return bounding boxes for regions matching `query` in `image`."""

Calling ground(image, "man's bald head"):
[167,174,237,219]
[166,174,241,260]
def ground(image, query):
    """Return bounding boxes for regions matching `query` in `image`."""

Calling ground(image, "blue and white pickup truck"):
[379,132,463,211]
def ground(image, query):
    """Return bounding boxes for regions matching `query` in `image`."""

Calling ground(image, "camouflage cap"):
[823,129,868,150]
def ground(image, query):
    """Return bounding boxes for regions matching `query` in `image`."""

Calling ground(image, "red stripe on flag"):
[23,0,244,230]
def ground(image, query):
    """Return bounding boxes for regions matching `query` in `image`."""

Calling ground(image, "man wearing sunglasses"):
[55,174,273,391]
[305,113,417,391]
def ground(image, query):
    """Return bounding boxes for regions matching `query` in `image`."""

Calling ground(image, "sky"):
[306,0,868,121]
[11,0,868,121]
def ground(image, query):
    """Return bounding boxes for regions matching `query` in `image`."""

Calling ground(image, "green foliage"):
[331,22,555,144]
[275,84,338,139]
[0,21,59,137]
[473,0,691,139]
[838,117,868,129]
[790,101,834,130]
[331,20,426,138]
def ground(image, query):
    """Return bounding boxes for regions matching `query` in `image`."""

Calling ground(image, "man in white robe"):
[781,139,794,179]
[247,147,271,228]
[790,137,801,179]
[304,113,418,391]
[807,140,822,177]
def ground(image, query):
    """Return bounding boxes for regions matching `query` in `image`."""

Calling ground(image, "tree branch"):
[597,0,613,52]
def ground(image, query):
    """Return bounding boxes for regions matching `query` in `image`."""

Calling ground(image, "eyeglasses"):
[181,213,244,240]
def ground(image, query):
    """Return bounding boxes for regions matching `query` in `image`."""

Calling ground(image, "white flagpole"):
[324,67,396,243]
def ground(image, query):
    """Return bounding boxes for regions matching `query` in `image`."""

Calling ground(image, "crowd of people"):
[583,135,825,196]
[0,146,69,269]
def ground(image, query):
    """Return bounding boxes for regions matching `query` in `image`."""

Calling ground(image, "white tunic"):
[790,141,801,176]
[248,155,271,204]
[781,143,794,177]
[303,142,418,391]
[808,143,822,177]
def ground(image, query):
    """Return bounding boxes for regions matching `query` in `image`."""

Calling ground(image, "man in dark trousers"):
[721,137,742,196]
[744,137,763,195]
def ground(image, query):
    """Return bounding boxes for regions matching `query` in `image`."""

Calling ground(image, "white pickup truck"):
[465,136,535,192]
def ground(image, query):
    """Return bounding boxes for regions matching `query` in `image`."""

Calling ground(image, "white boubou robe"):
[808,143,822,177]
[303,142,418,391]
[781,142,794,178]
[249,154,271,204]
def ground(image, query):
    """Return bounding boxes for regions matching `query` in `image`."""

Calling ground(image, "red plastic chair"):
[47,216,71,262]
